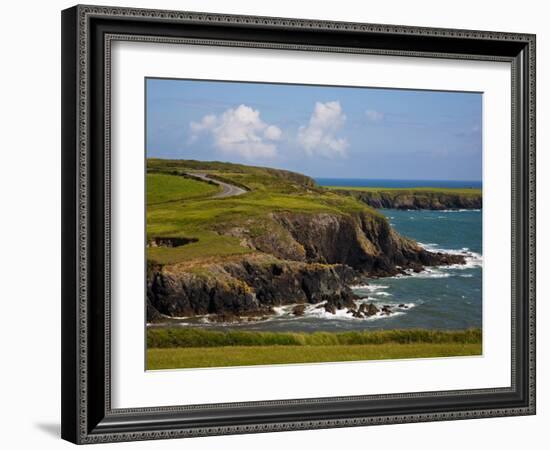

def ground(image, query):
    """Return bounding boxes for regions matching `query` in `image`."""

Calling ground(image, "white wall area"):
[0,1,546,449]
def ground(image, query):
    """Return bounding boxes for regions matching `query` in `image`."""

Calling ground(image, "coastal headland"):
[147,159,471,323]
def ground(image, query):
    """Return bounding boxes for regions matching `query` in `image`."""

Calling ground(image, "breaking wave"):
[419,242,482,270]
[272,299,415,322]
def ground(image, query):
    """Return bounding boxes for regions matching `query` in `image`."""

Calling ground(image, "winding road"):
[190,173,247,199]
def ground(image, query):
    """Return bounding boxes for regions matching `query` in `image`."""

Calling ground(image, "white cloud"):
[190,105,281,159]
[297,101,348,158]
[365,109,384,122]
[264,125,282,140]
[189,114,217,133]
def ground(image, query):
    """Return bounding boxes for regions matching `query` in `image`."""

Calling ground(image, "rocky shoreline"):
[147,209,466,323]
[332,189,482,210]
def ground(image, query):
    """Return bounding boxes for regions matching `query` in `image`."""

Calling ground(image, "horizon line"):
[314,176,482,182]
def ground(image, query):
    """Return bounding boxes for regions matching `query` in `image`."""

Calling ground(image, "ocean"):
[180,207,482,333]
[315,178,482,189]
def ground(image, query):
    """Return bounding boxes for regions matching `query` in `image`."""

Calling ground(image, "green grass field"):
[146,160,480,266]
[147,173,220,204]
[146,328,482,369]
[147,343,482,369]
[146,159,384,265]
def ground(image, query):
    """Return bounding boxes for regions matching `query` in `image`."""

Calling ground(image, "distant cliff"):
[332,188,482,210]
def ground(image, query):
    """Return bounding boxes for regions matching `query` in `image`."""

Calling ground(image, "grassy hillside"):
[147,159,383,265]
[147,158,317,191]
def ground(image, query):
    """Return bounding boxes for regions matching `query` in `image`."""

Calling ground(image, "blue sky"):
[146,78,482,181]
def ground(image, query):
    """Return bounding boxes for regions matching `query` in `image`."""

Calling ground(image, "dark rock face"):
[147,211,466,322]
[361,303,379,317]
[334,190,482,210]
[147,300,164,323]
[344,302,382,319]
[271,211,464,277]
[147,268,259,318]
[147,257,358,320]
[273,213,367,266]
[347,302,380,319]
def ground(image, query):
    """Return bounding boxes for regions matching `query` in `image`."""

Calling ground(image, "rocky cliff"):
[147,210,464,321]
[146,160,471,322]
[148,256,357,320]
[333,189,482,210]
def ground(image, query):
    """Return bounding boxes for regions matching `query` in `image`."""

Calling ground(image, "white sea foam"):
[366,311,406,321]
[384,264,450,280]
[161,314,190,320]
[399,267,451,279]
[351,284,389,292]
[367,284,390,291]
[418,242,439,248]
[419,242,483,270]
[386,252,481,280]
[437,209,481,213]
[440,251,482,270]
[305,306,356,320]
[272,305,291,316]
[269,298,413,322]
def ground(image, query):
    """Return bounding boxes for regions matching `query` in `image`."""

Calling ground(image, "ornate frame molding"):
[61,5,536,444]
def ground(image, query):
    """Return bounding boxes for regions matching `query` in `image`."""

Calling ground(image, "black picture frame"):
[61,4,536,444]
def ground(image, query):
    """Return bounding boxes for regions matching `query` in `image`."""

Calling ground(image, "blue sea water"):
[185,208,482,332]
[316,178,482,189]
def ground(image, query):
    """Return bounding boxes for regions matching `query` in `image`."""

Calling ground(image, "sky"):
[146,78,482,181]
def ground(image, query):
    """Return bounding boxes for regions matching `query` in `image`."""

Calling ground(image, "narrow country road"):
[190,173,247,199]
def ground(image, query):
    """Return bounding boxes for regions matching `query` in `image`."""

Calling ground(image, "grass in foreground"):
[147,328,482,369]
[148,327,482,348]
[147,343,482,369]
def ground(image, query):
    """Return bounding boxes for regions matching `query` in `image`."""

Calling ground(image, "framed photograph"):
[61,5,536,444]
